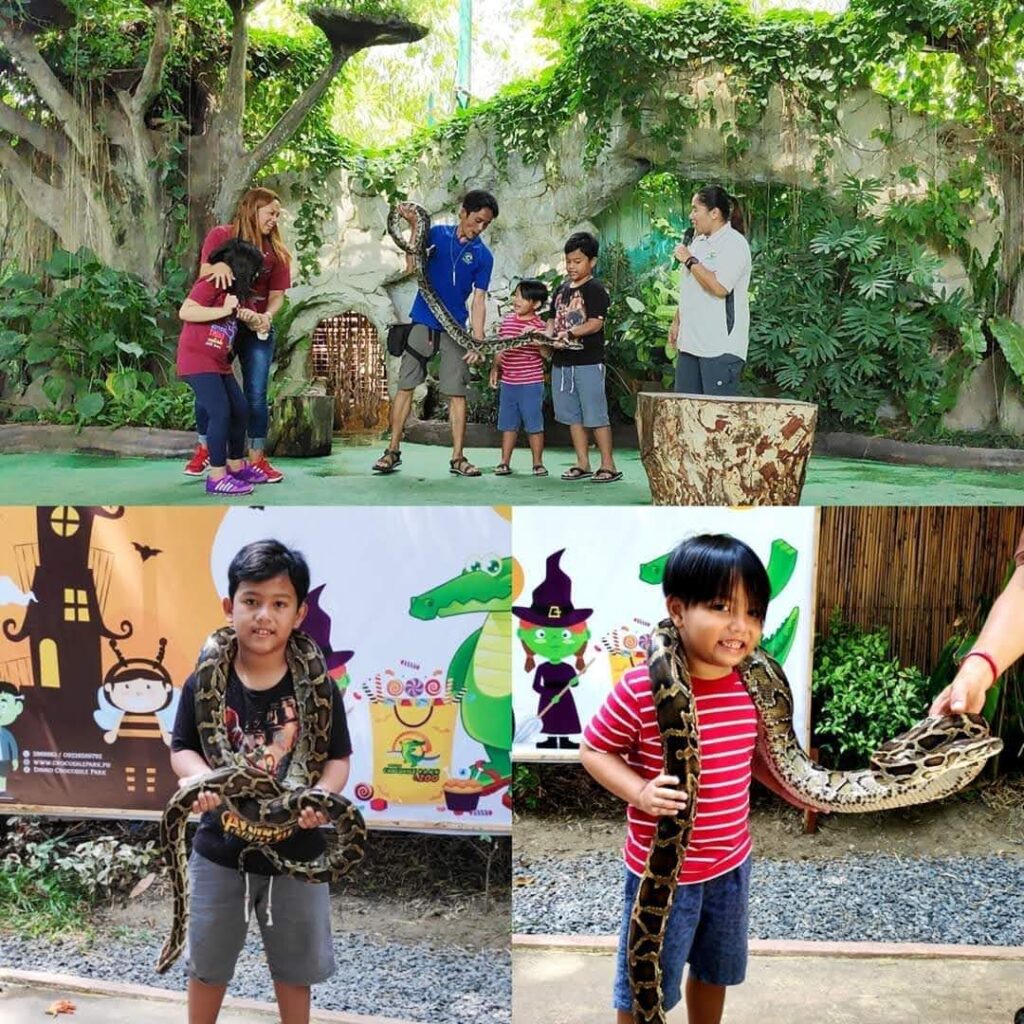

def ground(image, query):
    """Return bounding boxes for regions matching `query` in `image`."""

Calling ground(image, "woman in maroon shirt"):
[930,528,1024,715]
[183,188,292,483]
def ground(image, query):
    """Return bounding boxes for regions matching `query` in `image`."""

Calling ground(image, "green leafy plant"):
[0,249,181,427]
[811,610,931,768]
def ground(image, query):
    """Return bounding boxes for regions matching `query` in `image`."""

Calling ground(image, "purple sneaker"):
[230,462,270,485]
[205,474,254,496]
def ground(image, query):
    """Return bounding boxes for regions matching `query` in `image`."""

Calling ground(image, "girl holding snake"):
[581,534,802,1024]
[169,540,352,1024]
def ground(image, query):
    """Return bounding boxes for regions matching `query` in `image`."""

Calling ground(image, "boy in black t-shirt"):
[549,232,622,483]
[170,539,351,1024]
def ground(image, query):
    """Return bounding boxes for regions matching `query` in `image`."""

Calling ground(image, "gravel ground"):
[513,851,1024,946]
[0,930,510,1024]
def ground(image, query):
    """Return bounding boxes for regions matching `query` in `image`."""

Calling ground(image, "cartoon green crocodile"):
[394,738,439,768]
[409,555,512,788]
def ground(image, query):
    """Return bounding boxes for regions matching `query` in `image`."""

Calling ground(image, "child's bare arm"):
[179,295,239,323]
[580,742,688,816]
[169,748,221,814]
[298,756,351,829]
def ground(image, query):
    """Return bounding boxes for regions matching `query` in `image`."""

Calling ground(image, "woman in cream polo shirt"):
[669,185,751,396]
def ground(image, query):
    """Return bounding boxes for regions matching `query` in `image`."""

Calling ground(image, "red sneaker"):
[250,454,283,483]
[184,443,209,476]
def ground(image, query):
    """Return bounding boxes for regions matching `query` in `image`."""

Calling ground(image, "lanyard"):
[450,230,473,287]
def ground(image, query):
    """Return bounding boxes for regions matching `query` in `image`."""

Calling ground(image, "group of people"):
[174,182,752,494]
[373,184,753,482]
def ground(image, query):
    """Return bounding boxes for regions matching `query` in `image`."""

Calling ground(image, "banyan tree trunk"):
[267,394,335,457]
[635,392,818,506]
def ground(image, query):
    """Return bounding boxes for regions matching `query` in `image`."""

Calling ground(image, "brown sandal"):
[372,448,401,473]
[450,456,481,477]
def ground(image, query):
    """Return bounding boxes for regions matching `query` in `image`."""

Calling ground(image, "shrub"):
[811,610,930,767]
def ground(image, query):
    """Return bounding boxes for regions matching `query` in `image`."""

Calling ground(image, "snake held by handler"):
[155,627,367,974]
[387,201,584,357]
[628,617,1003,1024]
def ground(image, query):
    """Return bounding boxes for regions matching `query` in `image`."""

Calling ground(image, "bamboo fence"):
[816,506,1024,674]
[309,310,388,432]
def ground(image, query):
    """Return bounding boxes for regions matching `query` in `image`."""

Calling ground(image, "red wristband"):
[960,650,999,683]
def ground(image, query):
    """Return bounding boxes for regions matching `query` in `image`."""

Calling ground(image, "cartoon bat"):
[132,542,162,562]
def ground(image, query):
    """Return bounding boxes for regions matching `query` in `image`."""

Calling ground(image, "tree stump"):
[635,392,818,505]
[267,394,335,457]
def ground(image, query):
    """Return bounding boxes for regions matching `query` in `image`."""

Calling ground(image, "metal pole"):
[456,0,472,109]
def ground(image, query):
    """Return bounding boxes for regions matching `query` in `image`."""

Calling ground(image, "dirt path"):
[90,880,510,950]
[514,781,1024,863]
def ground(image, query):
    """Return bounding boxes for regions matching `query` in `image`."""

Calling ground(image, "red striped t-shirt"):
[583,664,757,884]
[498,313,547,384]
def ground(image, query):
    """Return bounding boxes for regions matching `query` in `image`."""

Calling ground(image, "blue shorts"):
[551,364,610,428]
[498,381,545,434]
[675,353,745,396]
[612,857,751,1012]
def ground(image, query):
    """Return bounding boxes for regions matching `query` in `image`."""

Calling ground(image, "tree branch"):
[131,0,174,119]
[244,47,349,180]
[0,101,64,161]
[0,142,65,237]
[0,23,95,157]
[218,0,250,142]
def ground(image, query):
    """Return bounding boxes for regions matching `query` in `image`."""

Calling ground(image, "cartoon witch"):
[514,550,592,750]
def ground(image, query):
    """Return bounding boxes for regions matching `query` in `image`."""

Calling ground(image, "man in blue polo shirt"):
[374,189,497,478]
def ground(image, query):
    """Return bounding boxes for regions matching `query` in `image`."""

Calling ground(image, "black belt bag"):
[386,322,414,357]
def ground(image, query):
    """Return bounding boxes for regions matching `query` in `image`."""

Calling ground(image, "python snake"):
[155,627,367,974]
[628,617,1003,1024]
[387,201,584,356]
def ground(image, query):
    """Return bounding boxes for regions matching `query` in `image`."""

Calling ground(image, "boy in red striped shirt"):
[489,279,551,476]
[581,534,784,1024]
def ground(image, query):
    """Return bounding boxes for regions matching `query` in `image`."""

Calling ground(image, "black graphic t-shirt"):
[171,666,352,875]
[549,277,611,367]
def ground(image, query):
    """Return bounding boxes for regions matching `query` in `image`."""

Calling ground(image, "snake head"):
[870,713,1003,777]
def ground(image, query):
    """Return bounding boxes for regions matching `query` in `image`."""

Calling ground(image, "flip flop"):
[494,463,512,476]
[561,466,593,481]
[592,468,624,483]
[532,465,549,477]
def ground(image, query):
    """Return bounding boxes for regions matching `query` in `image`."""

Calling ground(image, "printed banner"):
[512,507,818,761]
[0,505,512,833]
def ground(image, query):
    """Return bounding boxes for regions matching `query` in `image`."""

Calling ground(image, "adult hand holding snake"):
[929,544,1024,716]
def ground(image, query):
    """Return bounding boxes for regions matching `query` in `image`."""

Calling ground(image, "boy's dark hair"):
[208,237,265,301]
[515,278,549,307]
[662,534,770,621]
[227,539,311,606]
[0,681,22,699]
[564,231,599,259]
[461,189,499,219]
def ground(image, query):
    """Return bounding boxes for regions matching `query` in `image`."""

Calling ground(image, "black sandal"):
[372,448,401,473]
[450,456,482,477]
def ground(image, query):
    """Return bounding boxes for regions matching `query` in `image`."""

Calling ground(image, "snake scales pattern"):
[387,201,584,356]
[628,617,1003,1024]
[155,627,367,974]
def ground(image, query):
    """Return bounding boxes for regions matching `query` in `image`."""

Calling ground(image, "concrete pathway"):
[1,445,1024,506]
[0,969,410,1024]
[512,937,1024,1024]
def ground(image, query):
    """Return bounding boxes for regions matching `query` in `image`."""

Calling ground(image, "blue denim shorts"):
[498,381,545,433]
[612,857,751,1012]
[551,363,610,428]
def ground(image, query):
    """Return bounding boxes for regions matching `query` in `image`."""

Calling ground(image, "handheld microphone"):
[682,226,695,246]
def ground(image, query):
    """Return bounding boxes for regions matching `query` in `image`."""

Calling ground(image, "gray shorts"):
[552,363,610,428]
[186,851,335,986]
[397,324,470,397]
[675,353,745,396]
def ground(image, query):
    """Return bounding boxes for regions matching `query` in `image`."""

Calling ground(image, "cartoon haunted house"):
[2,506,132,690]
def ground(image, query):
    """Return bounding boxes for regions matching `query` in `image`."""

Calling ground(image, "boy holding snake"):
[169,540,352,1024]
[580,535,799,1024]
